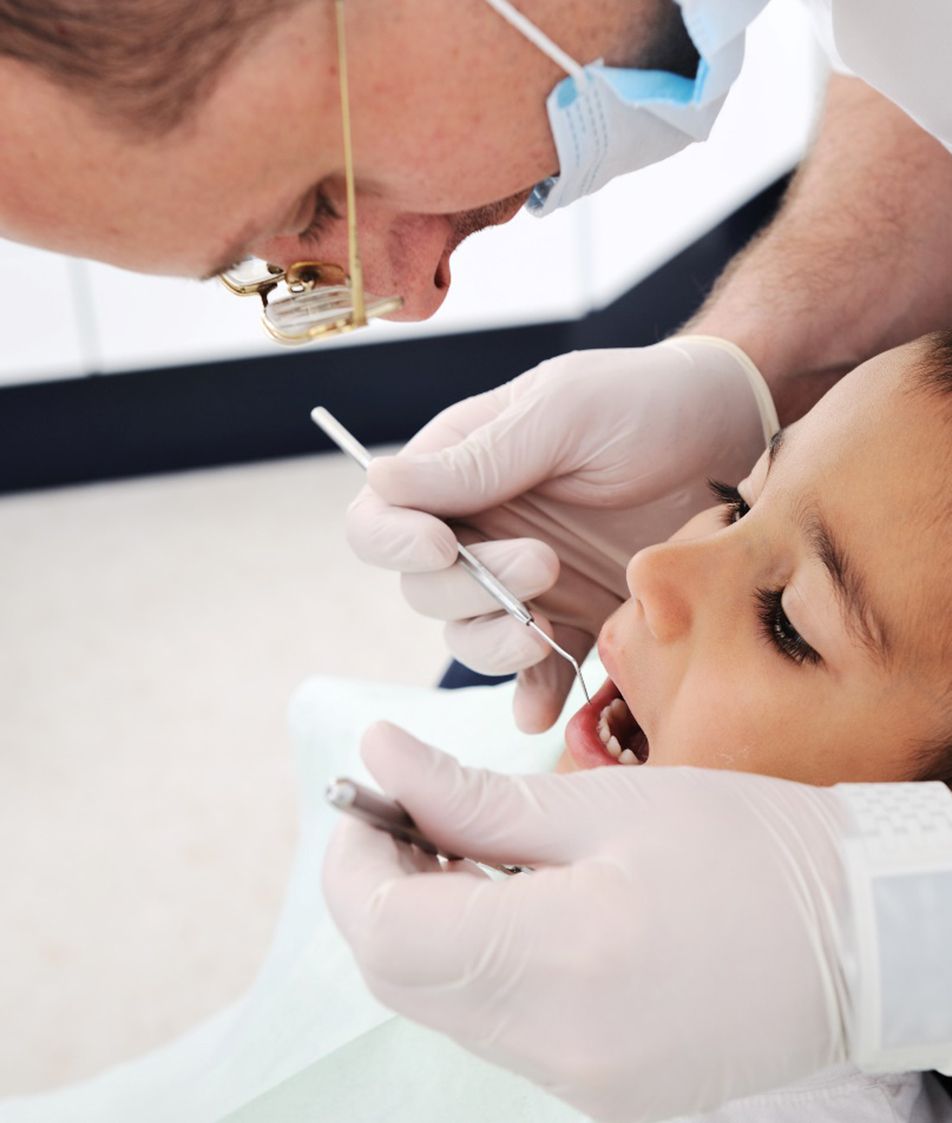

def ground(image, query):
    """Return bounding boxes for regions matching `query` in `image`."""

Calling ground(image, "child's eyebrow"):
[766,427,786,469]
[766,427,893,669]
[803,512,893,669]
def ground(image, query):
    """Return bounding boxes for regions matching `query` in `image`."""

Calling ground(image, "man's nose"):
[251,207,455,322]
[625,536,726,644]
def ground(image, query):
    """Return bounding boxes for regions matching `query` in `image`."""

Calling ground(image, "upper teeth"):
[597,697,642,765]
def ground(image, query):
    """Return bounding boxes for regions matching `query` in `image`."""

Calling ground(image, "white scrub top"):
[803,0,952,152]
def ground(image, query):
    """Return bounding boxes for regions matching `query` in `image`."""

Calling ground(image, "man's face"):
[0,1,560,319]
[562,341,952,784]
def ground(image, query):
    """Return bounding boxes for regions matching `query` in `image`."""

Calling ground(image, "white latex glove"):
[346,337,777,733]
[323,724,853,1123]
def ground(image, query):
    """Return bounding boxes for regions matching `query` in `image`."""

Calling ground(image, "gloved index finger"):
[359,722,631,868]
[401,537,559,620]
[346,485,460,572]
[393,387,511,457]
[365,400,564,518]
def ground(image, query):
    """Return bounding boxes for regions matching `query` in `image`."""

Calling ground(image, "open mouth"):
[564,677,650,770]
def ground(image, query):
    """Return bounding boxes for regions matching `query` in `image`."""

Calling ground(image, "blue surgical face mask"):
[484,0,769,216]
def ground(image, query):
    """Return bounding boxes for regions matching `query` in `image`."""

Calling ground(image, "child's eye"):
[707,479,750,525]
[755,587,821,667]
[708,482,821,668]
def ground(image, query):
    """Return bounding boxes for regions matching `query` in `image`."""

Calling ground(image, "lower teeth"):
[597,700,645,765]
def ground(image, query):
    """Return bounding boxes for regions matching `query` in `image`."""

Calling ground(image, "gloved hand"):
[323,724,852,1123]
[346,337,777,733]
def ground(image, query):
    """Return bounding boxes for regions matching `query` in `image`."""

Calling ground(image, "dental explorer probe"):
[310,406,591,703]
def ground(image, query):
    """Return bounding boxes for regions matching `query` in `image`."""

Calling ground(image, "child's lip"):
[564,676,650,770]
[564,678,624,769]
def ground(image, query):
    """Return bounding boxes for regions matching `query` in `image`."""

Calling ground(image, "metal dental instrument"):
[310,406,591,703]
[326,777,530,876]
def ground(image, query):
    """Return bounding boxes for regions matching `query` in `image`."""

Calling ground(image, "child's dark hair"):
[914,327,952,399]
[909,329,952,788]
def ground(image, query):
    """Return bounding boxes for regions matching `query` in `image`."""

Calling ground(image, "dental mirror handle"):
[455,541,531,624]
[311,406,373,469]
[453,542,590,701]
[310,406,590,702]
[326,777,530,876]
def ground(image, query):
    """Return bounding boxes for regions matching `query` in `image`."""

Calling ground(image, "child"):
[558,331,952,793]
[315,330,952,1123]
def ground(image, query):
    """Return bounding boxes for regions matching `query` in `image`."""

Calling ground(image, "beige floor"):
[0,453,447,1097]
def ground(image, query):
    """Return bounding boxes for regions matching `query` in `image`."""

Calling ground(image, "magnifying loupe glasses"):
[218,258,402,345]
[218,0,402,345]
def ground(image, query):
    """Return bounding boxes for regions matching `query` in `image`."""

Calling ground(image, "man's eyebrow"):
[199,188,308,281]
[804,510,894,668]
[200,227,257,282]
[200,175,361,281]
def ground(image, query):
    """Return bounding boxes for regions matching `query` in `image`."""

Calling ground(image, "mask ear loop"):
[482,0,589,89]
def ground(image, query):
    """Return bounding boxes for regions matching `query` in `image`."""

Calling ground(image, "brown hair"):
[0,0,306,138]
[911,328,952,787]
[916,328,952,398]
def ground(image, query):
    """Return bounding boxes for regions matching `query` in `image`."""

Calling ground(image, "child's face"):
[562,341,952,784]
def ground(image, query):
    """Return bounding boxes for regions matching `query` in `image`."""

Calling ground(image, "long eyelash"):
[299,189,341,245]
[755,587,821,667]
[708,482,819,667]
[707,478,750,525]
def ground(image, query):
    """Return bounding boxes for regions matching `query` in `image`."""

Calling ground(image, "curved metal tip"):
[525,620,591,703]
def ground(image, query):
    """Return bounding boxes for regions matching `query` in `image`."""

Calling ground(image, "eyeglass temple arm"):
[335,0,365,327]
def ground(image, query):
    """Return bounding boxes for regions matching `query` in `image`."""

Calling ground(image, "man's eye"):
[298,189,341,245]
[707,479,750,525]
[755,587,821,667]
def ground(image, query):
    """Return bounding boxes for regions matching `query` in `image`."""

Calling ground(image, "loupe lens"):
[218,258,283,295]
[218,258,404,343]
[263,288,403,343]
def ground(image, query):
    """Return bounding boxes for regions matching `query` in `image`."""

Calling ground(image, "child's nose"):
[625,537,717,644]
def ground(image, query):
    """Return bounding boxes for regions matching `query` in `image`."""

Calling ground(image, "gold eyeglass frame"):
[218,0,403,344]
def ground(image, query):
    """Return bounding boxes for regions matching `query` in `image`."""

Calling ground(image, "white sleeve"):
[796,0,854,76]
[834,783,952,1076]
